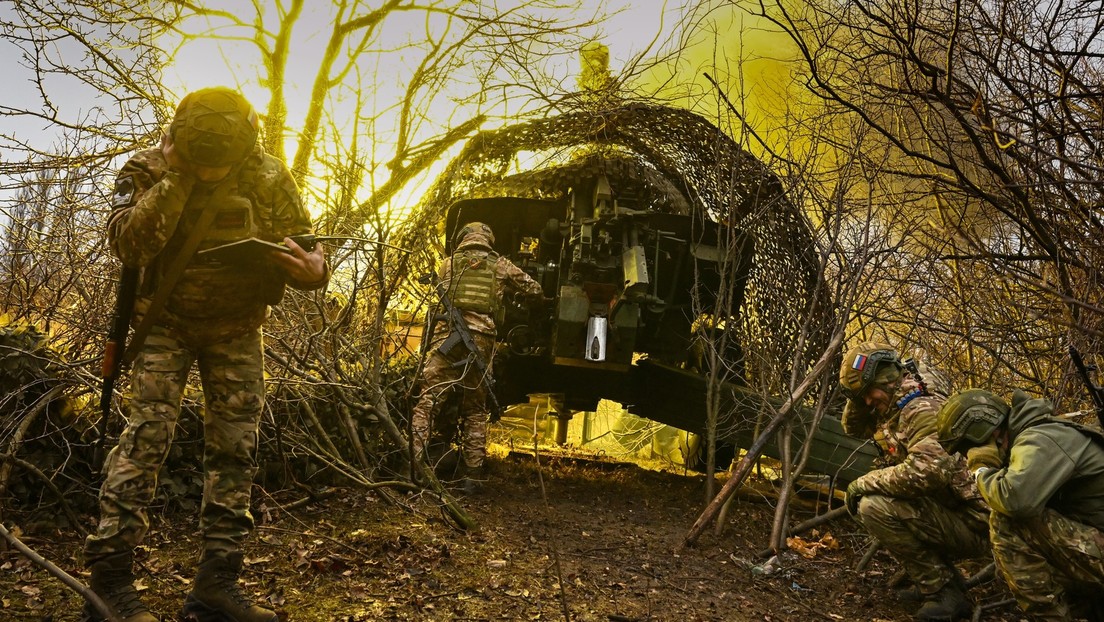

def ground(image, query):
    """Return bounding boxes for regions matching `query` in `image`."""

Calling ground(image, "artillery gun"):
[417,102,877,482]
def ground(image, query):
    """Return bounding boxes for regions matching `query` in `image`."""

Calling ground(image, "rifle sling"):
[122,180,230,365]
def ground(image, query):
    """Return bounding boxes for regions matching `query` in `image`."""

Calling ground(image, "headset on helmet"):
[839,343,903,400]
[936,389,1009,454]
[169,87,259,168]
[455,221,495,249]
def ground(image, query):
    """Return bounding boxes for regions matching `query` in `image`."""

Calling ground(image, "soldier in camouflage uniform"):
[411,222,542,491]
[84,88,328,622]
[938,389,1104,620]
[839,342,990,621]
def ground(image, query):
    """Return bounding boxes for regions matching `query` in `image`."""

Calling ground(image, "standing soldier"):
[937,389,1104,620]
[838,342,989,621]
[84,87,328,622]
[411,221,542,492]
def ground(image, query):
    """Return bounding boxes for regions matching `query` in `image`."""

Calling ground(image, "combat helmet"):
[455,221,495,250]
[839,341,903,401]
[169,87,259,168]
[936,389,1009,454]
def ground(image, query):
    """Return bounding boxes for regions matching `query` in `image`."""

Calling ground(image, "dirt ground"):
[2,447,1026,622]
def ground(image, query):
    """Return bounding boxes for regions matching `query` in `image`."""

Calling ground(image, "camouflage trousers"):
[991,508,1104,620]
[410,332,495,470]
[84,325,264,563]
[856,494,990,594]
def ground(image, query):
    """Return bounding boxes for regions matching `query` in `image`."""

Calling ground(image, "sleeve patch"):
[112,175,135,207]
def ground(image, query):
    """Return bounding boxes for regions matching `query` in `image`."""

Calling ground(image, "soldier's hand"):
[845,478,866,516]
[270,236,327,288]
[160,133,232,183]
[966,440,1002,472]
[161,133,181,167]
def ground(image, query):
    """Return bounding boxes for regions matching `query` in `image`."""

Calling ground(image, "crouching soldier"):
[838,342,990,620]
[937,389,1104,620]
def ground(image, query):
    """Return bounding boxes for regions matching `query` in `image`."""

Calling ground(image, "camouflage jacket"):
[977,395,1104,529]
[857,375,988,519]
[428,247,542,343]
[108,145,315,342]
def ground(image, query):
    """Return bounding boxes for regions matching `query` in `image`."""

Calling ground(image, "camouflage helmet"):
[169,87,259,168]
[455,221,495,250]
[839,341,903,400]
[936,389,1009,454]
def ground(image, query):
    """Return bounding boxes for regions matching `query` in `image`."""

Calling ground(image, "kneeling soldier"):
[839,342,990,620]
[938,389,1104,620]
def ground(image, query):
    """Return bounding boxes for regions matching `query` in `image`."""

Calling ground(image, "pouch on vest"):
[448,252,497,315]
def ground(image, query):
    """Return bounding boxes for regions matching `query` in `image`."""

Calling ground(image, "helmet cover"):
[936,389,1009,454]
[455,221,495,250]
[839,341,903,400]
[170,87,259,168]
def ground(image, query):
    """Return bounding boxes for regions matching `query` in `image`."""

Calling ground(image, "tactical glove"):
[966,440,1002,472]
[845,478,867,516]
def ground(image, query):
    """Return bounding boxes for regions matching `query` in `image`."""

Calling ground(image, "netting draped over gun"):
[419,272,504,422]
[1069,345,1104,429]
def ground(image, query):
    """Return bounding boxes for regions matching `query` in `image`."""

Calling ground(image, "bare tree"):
[0,0,633,534]
[711,0,1104,411]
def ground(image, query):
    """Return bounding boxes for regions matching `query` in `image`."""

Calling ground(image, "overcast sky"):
[1,1,683,159]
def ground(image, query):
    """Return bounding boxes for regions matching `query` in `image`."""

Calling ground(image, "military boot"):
[432,447,462,480]
[181,552,276,622]
[80,553,158,622]
[455,462,487,495]
[914,582,971,621]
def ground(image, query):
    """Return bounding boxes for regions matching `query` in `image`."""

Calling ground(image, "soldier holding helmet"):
[838,342,989,621]
[937,389,1104,620]
[84,87,328,622]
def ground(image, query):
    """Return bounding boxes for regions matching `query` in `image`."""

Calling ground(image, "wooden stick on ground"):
[0,522,120,622]
[756,505,849,558]
[681,330,846,550]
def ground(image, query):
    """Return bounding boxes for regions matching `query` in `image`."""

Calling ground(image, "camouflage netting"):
[402,101,830,390]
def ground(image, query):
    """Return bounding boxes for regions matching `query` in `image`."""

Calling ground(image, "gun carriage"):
[413,102,877,482]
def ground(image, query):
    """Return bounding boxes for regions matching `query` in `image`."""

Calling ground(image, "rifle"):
[96,266,140,466]
[1069,345,1104,429]
[420,273,504,422]
[902,358,927,394]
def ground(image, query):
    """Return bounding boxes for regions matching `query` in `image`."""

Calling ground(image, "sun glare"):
[156,2,798,225]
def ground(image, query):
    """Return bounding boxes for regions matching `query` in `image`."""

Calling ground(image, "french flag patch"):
[852,354,868,370]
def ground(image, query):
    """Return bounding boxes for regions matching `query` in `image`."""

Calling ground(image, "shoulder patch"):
[112,175,135,208]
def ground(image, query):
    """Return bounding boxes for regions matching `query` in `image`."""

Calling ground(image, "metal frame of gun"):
[420,272,504,422]
[287,234,410,254]
[1069,345,1104,429]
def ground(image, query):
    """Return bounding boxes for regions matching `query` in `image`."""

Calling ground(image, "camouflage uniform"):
[975,394,1104,619]
[85,144,323,563]
[849,374,991,595]
[411,237,542,470]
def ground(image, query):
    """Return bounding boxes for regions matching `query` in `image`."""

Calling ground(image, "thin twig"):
[531,422,572,621]
[856,538,880,572]
[0,522,120,622]
[0,452,87,538]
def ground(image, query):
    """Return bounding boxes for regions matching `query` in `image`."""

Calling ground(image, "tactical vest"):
[447,250,497,314]
[147,155,284,319]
